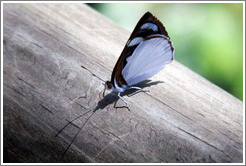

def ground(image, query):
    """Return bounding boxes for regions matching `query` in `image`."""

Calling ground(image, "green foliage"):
[87,3,243,100]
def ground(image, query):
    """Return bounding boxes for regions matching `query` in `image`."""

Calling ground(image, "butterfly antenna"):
[81,65,105,82]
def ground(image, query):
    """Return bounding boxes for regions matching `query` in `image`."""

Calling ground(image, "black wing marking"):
[111,12,174,87]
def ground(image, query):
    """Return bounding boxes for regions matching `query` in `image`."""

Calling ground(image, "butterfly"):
[100,12,174,107]
[82,12,174,109]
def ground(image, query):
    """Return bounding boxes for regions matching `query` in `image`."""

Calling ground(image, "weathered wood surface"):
[3,3,243,163]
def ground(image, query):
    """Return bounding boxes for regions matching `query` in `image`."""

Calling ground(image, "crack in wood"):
[196,111,205,118]
[147,93,193,121]
[149,125,157,140]
[11,87,25,97]
[177,127,233,160]
[75,102,87,110]
[17,76,36,89]
[32,42,43,48]
[77,93,87,100]
[40,104,54,115]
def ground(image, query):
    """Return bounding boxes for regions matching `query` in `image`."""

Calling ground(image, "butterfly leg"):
[129,86,150,92]
[118,93,128,106]
[127,86,150,97]
[113,93,130,111]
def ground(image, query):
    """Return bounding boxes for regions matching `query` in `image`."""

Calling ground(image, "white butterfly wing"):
[122,36,174,86]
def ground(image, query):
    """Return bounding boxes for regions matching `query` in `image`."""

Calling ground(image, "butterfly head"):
[99,81,113,100]
[105,81,113,90]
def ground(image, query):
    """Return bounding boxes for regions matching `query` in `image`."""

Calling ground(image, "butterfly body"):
[103,12,174,107]
[105,80,127,93]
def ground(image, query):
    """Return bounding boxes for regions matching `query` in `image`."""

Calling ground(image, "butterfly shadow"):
[93,79,163,109]
[124,79,164,97]
[55,79,163,160]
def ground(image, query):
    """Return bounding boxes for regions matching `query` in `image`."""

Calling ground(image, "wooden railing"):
[3,3,243,163]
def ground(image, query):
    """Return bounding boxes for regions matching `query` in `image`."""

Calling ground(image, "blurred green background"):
[87,3,243,101]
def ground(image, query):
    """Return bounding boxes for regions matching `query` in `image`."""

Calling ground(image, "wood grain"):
[3,3,243,163]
